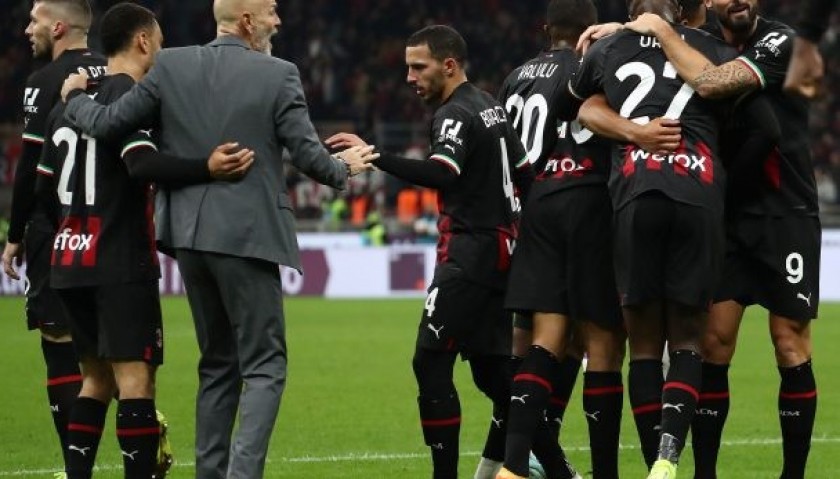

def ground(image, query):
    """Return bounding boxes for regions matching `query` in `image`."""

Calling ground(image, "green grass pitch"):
[0,297,837,478]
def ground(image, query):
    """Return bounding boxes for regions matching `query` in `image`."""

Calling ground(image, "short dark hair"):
[547,0,598,41]
[679,0,703,14]
[406,25,467,65]
[99,2,157,56]
[37,0,93,29]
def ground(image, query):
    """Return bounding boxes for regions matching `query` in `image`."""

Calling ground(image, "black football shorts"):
[505,185,621,327]
[416,262,511,357]
[56,280,164,364]
[715,214,820,320]
[24,227,69,332]
[614,191,723,310]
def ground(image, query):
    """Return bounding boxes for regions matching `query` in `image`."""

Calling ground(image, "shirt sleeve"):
[736,26,795,90]
[428,105,472,175]
[568,38,608,100]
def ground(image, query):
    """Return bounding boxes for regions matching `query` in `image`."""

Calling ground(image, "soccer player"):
[496,1,626,477]
[0,0,105,473]
[784,0,838,98]
[327,25,533,479]
[625,2,821,477]
[570,0,737,477]
[35,4,253,478]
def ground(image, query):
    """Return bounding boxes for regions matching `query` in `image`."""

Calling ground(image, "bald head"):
[213,0,266,25]
[213,0,279,53]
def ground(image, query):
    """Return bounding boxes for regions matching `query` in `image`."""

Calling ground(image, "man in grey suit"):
[59,0,377,477]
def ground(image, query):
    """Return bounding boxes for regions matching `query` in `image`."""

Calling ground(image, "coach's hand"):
[2,242,23,280]
[325,132,369,149]
[207,142,255,180]
[576,22,623,54]
[61,71,89,103]
[337,145,379,176]
[629,117,682,155]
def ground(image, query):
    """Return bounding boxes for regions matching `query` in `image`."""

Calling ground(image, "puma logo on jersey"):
[87,92,98,100]
[511,394,529,404]
[139,129,153,138]
[491,416,504,428]
[585,410,600,422]
[663,403,684,413]
[796,292,811,307]
[427,323,444,340]
[53,228,94,252]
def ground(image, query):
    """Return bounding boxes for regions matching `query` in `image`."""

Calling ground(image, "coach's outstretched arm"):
[61,65,160,139]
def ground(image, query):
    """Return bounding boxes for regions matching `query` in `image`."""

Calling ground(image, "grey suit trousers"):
[176,249,287,479]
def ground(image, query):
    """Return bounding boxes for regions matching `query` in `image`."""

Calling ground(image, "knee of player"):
[769,320,812,364]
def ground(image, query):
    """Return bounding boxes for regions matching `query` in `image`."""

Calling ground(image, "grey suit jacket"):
[65,36,347,270]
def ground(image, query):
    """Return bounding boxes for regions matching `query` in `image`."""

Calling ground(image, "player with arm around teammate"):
[37,4,252,478]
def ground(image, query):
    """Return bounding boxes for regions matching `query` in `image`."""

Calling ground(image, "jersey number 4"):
[53,127,97,206]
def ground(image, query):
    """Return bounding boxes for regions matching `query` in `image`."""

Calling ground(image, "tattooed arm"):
[625,13,761,98]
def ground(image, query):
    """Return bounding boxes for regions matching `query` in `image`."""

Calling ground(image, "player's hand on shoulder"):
[624,13,668,37]
[631,117,682,155]
[2,242,23,280]
[325,132,368,149]
[337,145,380,177]
[207,142,255,180]
[576,22,623,54]
[61,71,90,103]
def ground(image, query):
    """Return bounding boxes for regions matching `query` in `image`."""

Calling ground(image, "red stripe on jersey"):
[145,185,158,265]
[436,214,452,264]
[46,374,83,386]
[779,390,817,400]
[59,217,80,266]
[672,139,688,177]
[696,141,714,185]
[421,416,461,427]
[764,148,781,189]
[646,154,662,172]
[513,373,553,392]
[664,381,700,401]
[117,426,160,437]
[622,145,636,177]
[80,216,100,267]
[68,423,103,435]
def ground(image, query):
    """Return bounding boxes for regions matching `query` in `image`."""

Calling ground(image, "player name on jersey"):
[517,62,559,80]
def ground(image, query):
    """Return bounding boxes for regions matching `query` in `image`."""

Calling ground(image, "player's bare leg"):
[692,300,744,479]
[769,315,815,479]
[582,320,626,479]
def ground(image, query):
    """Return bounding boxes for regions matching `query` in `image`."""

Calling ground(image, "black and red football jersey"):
[731,17,818,216]
[499,48,611,198]
[38,74,159,287]
[429,82,528,289]
[571,26,737,213]
[19,48,106,233]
